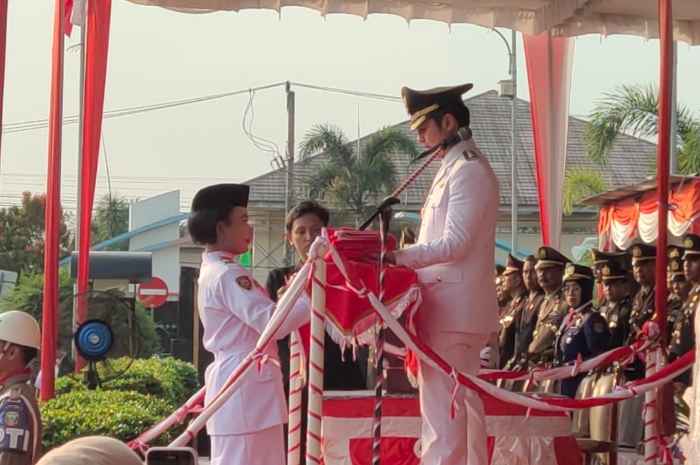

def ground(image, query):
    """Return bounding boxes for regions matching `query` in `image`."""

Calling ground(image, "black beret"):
[191,184,249,212]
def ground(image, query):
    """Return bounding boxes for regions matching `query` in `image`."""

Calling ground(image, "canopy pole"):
[647,1,673,463]
[655,0,672,344]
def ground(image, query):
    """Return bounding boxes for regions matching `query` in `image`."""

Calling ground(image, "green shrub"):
[55,357,199,406]
[41,390,173,450]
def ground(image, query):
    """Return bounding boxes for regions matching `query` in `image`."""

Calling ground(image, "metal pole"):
[669,41,678,175]
[510,30,518,255]
[72,5,87,372]
[285,82,295,266]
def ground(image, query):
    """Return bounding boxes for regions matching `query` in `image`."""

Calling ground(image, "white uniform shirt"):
[197,251,310,435]
[395,138,500,337]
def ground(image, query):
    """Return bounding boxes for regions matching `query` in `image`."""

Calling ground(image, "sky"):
[1,1,699,213]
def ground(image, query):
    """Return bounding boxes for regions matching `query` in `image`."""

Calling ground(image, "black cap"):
[601,261,627,282]
[535,246,571,270]
[401,83,473,130]
[683,234,700,257]
[495,264,506,277]
[630,243,656,263]
[191,184,250,212]
[563,263,594,283]
[591,248,631,270]
[503,254,524,275]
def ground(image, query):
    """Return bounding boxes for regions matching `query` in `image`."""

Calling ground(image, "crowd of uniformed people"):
[493,238,700,447]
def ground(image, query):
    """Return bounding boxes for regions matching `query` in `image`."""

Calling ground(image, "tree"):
[91,194,130,250]
[299,124,418,224]
[0,192,70,276]
[584,83,700,173]
[562,168,607,216]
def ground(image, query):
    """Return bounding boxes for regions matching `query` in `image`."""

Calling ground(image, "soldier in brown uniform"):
[497,254,527,369]
[598,261,634,349]
[591,249,631,307]
[669,235,700,389]
[0,311,42,465]
[506,255,544,370]
[527,246,570,366]
[667,246,690,340]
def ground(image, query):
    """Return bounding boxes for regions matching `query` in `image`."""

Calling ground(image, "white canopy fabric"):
[126,0,700,44]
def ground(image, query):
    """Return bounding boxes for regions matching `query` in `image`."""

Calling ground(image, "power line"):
[2,81,402,135]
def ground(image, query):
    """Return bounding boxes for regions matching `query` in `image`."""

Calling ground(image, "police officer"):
[627,243,658,349]
[0,311,42,465]
[669,235,700,389]
[555,264,609,398]
[591,248,630,307]
[667,246,689,342]
[506,255,544,371]
[498,254,527,369]
[598,261,633,349]
[495,265,510,315]
[527,246,570,367]
[188,184,311,465]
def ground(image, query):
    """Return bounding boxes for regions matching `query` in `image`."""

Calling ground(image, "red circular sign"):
[137,277,169,309]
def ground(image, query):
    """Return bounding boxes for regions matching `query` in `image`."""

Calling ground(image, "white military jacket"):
[197,250,310,435]
[395,137,500,337]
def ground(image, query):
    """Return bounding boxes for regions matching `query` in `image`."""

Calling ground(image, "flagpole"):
[72,0,87,372]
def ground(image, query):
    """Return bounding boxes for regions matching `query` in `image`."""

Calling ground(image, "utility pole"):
[285,82,295,266]
[510,30,518,255]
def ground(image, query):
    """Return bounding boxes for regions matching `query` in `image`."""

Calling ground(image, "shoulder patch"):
[236,276,252,290]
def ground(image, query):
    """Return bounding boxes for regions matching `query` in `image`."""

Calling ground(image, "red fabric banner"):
[0,0,7,163]
[40,0,65,401]
[523,32,574,248]
[76,0,112,371]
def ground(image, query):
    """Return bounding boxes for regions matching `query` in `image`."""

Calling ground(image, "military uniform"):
[0,372,41,465]
[591,249,631,307]
[508,290,544,369]
[497,255,527,369]
[597,261,633,349]
[527,247,570,366]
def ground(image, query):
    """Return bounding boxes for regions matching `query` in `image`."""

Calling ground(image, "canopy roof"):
[127,0,700,44]
[583,175,700,206]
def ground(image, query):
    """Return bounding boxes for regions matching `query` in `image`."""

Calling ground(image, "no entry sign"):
[137,277,168,309]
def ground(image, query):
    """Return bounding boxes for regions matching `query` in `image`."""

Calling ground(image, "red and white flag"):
[64,0,86,36]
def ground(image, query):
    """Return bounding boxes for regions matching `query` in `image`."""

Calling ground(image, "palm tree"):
[584,83,700,173]
[299,124,418,224]
[562,168,607,216]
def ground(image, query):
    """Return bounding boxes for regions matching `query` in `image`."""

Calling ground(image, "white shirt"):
[197,250,310,435]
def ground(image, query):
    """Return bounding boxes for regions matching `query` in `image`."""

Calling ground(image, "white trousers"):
[418,332,489,465]
[210,424,285,465]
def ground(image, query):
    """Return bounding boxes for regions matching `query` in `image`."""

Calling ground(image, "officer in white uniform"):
[384,84,499,465]
[188,184,311,465]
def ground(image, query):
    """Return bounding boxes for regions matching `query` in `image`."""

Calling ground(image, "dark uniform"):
[497,255,527,369]
[591,249,631,308]
[527,247,570,366]
[0,373,41,465]
[554,264,609,398]
[597,261,633,349]
[507,290,544,369]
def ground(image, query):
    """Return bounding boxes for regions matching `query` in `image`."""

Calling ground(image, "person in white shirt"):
[188,183,310,465]
[381,84,499,465]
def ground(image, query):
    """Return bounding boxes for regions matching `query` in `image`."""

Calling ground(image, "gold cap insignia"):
[685,237,694,248]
